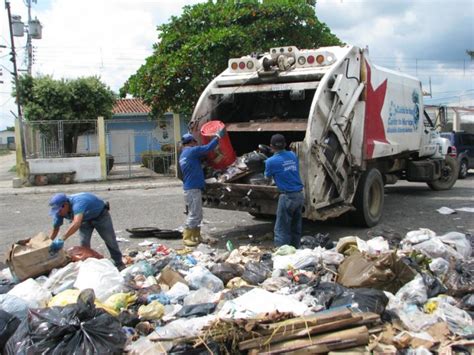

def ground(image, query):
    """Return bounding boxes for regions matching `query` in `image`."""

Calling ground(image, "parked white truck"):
[188,45,457,227]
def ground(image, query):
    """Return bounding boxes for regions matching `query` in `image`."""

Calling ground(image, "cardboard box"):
[6,232,68,281]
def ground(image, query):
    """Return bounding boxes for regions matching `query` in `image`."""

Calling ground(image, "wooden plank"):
[257,308,353,331]
[253,326,369,354]
[239,315,363,350]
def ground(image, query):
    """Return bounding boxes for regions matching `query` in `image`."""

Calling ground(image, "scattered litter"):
[1,227,472,354]
[116,237,130,242]
[455,207,474,213]
[436,207,456,215]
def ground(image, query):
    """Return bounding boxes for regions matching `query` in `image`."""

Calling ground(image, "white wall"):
[28,156,102,182]
[0,130,15,144]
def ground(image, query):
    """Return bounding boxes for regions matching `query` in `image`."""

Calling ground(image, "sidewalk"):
[0,176,182,195]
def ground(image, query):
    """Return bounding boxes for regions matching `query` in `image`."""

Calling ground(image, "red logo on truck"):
[365,61,388,159]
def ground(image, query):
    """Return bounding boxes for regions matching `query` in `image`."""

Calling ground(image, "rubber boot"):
[182,228,198,247]
[191,227,202,245]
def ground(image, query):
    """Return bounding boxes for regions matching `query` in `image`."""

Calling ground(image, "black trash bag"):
[169,341,221,355]
[241,261,272,285]
[210,263,243,285]
[5,289,126,355]
[176,303,217,318]
[243,151,267,172]
[151,256,172,274]
[118,310,140,327]
[0,310,20,352]
[460,294,474,311]
[445,260,474,297]
[421,272,447,298]
[260,252,273,270]
[310,282,346,309]
[330,288,389,314]
[301,233,333,249]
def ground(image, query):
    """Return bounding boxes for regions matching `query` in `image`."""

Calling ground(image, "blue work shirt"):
[265,150,304,193]
[53,193,106,228]
[179,138,219,190]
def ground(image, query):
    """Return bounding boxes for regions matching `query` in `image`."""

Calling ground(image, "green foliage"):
[16,75,115,121]
[122,0,341,116]
[15,75,115,153]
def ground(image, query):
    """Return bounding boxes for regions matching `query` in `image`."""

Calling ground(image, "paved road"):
[0,174,473,261]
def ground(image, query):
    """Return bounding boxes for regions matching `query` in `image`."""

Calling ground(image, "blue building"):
[106,98,188,164]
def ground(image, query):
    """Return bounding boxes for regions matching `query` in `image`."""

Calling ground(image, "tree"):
[121,0,341,117]
[16,75,115,154]
[6,126,15,131]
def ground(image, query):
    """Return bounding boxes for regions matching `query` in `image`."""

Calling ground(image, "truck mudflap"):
[203,183,279,215]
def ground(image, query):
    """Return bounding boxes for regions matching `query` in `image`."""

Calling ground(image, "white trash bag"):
[74,258,124,302]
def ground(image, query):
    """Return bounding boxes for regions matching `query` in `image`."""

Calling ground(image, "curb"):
[0,180,182,195]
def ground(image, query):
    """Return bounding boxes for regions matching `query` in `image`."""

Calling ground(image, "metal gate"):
[105,119,176,179]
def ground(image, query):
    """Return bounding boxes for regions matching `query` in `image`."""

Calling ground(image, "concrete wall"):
[28,156,102,182]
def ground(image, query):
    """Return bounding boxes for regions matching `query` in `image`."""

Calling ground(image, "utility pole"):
[26,0,33,74]
[5,0,28,180]
[5,0,23,127]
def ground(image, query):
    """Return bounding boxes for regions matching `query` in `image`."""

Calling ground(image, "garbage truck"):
[187,45,457,227]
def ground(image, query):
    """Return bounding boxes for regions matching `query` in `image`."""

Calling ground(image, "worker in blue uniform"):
[48,192,125,270]
[264,134,304,248]
[179,129,225,246]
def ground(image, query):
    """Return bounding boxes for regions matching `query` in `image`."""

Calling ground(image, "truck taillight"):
[296,51,336,68]
[228,57,259,72]
[448,146,457,158]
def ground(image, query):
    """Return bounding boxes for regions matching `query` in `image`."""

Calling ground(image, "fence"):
[105,117,177,178]
[24,120,98,159]
[22,117,179,179]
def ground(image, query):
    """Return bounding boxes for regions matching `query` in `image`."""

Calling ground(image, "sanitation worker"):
[48,192,125,270]
[264,134,304,248]
[179,129,225,246]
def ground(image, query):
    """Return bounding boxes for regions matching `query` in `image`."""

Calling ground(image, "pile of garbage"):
[0,228,472,354]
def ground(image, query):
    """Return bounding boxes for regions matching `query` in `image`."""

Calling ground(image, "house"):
[0,129,15,150]
[106,98,188,164]
[76,98,188,163]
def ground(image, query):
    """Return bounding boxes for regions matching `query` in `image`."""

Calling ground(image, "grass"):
[0,149,11,156]
[9,165,16,173]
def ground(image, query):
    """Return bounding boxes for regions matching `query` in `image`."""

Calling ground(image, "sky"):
[0,0,473,130]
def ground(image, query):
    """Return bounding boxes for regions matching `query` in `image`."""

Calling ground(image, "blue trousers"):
[274,191,304,248]
[78,210,124,267]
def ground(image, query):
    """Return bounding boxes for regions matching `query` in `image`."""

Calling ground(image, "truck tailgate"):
[203,183,279,215]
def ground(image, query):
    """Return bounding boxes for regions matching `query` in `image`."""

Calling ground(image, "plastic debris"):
[138,301,165,320]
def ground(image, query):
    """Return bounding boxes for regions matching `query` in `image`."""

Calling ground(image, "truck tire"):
[352,168,384,227]
[459,159,468,179]
[427,156,458,191]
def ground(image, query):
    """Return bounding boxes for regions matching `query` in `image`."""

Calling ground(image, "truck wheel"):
[458,159,468,179]
[427,156,458,191]
[352,168,384,227]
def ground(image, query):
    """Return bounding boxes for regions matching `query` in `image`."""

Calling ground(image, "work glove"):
[49,238,64,254]
[215,127,226,139]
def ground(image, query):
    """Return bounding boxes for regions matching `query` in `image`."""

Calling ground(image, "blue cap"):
[49,193,68,216]
[181,133,196,145]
